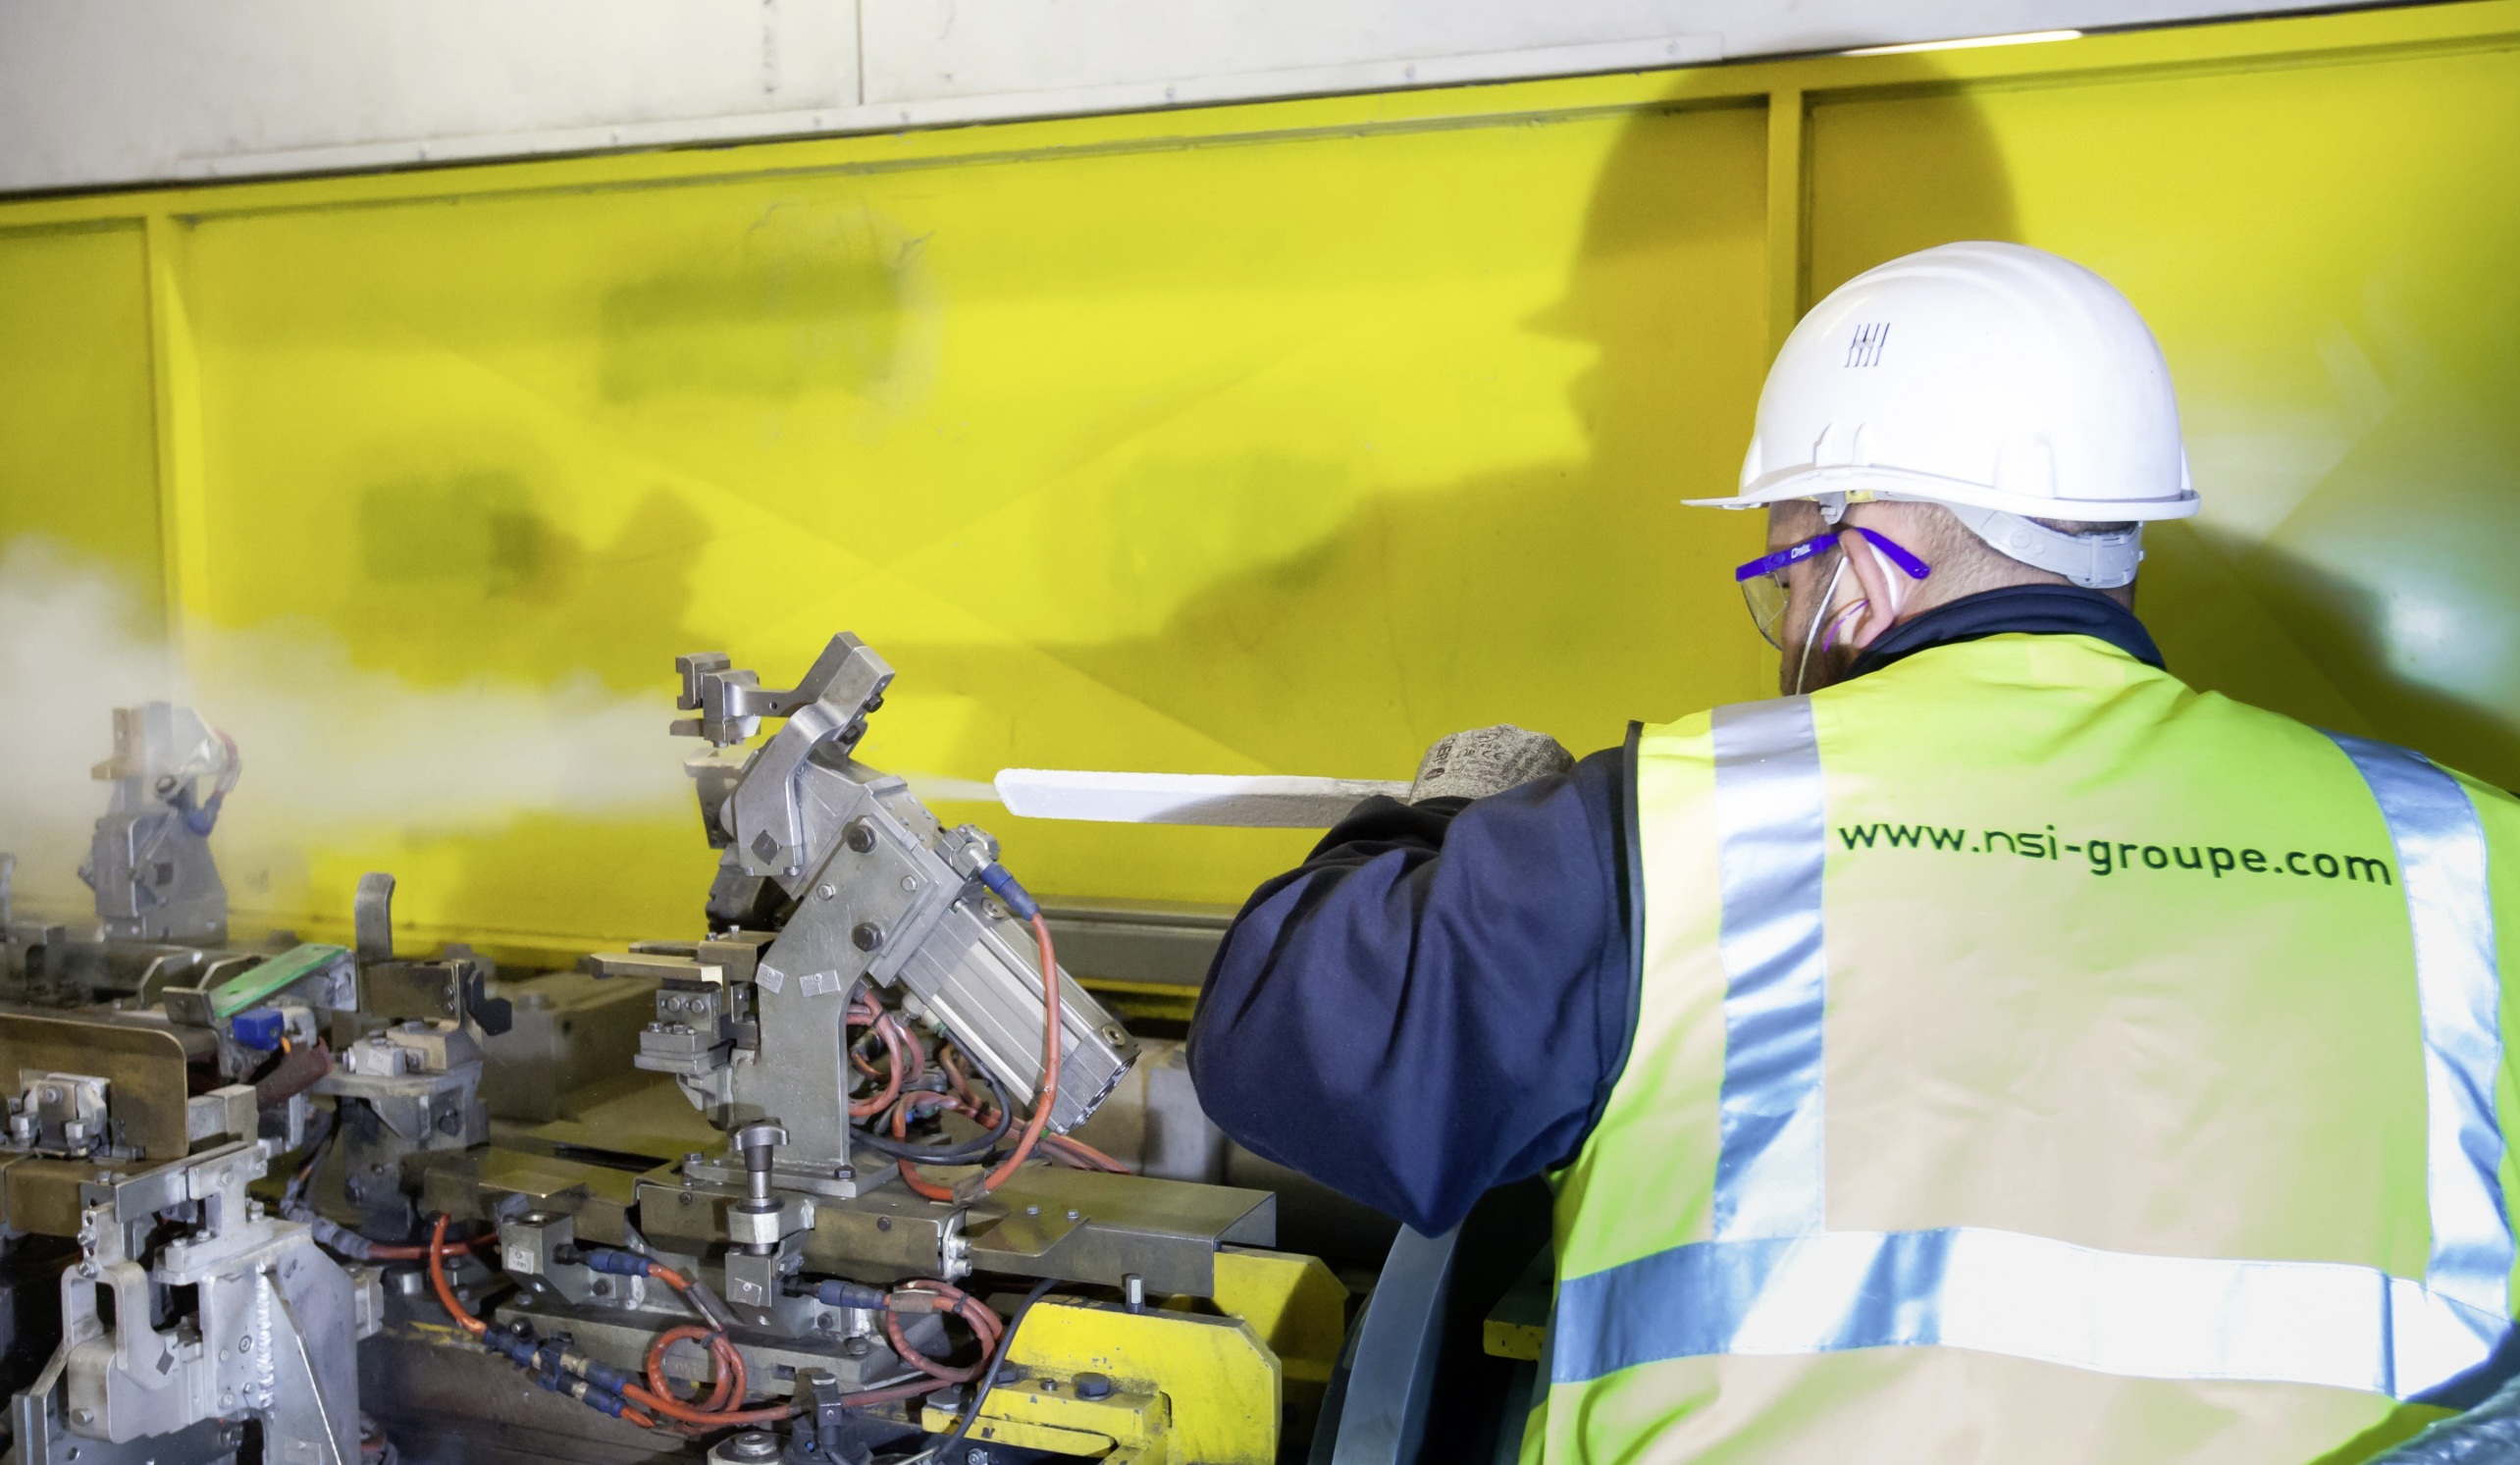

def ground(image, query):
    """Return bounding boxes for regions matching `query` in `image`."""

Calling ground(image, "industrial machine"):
[0,639,1455,1465]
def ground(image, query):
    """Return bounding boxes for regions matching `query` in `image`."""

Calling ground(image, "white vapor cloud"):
[0,537,688,919]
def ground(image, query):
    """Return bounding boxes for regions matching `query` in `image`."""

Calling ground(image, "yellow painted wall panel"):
[0,223,160,612]
[152,99,1769,945]
[1810,43,2520,787]
[12,4,2520,954]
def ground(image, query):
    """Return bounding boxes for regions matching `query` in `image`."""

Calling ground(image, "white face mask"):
[1787,533,1926,695]
[1790,553,1851,697]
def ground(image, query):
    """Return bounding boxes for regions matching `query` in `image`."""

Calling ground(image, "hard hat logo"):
[1844,322,1891,369]
[1689,241,2197,589]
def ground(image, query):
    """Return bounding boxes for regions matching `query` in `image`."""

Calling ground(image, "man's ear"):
[1837,531,1900,648]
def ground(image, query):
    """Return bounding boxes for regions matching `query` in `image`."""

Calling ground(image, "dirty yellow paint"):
[0,223,161,611]
[4,2,2520,954]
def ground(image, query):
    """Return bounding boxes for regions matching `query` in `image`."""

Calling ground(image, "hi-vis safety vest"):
[1530,634,2520,1464]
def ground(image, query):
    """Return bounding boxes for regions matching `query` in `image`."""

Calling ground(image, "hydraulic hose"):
[252,1039,334,1109]
[895,908,1062,1201]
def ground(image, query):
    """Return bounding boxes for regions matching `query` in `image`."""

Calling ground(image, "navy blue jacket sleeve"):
[1184,738,1640,1235]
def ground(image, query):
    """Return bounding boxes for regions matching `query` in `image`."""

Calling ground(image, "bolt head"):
[816,883,837,900]
[844,819,877,854]
[851,921,884,953]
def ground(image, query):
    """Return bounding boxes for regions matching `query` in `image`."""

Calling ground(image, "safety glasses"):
[1734,527,1933,648]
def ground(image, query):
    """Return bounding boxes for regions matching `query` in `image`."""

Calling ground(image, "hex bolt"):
[851,922,884,953]
[844,819,877,855]
[722,1432,782,1461]
[816,883,837,901]
[1074,1371,1114,1400]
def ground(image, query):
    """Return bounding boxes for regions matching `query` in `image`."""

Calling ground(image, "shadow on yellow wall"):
[10,32,2520,960]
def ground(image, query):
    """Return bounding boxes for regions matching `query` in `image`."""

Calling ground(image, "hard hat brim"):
[1684,464,2201,522]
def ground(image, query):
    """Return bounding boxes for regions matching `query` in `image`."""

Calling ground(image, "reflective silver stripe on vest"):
[1554,709,2511,1396]
[1549,1226,2507,1393]
[2328,732,2513,1318]
[1708,698,1829,1239]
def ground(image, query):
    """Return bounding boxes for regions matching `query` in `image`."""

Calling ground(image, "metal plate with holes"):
[967,1169,1277,1297]
[0,1009,194,1160]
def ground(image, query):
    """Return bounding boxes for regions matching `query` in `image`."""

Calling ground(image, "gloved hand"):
[1408,725,1575,803]
[2367,1371,2520,1463]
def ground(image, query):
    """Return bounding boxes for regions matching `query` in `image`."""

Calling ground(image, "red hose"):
[982,915,1063,1190]
[880,1282,1004,1382]
[849,1011,908,1119]
[426,1215,486,1337]
[1039,1131,1130,1174]
[368,1230,499,1262]
[895,915,1063,1200]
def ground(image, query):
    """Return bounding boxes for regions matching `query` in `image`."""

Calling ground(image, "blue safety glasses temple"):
[1734,527,1933,649]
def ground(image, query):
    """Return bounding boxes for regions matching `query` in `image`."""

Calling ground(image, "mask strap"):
[1791,555,1850,695]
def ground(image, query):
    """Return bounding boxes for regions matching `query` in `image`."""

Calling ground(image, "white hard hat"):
[1688,241,2196,589]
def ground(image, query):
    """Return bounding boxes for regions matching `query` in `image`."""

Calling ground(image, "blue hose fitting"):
[808,1279,889,1311]
[547,1373,635,1418]
[578,1246,652,1278]
[482,1327,540,1369]
[978,863,1040,920]
[556,1346,635,1397]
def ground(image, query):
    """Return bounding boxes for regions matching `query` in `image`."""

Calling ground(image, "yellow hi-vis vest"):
[1531,633,2520,1464]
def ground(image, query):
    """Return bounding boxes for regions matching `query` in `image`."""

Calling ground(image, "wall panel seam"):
[0,1,2517,229]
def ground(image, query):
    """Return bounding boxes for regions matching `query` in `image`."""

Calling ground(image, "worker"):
[1185,241,2520,1462]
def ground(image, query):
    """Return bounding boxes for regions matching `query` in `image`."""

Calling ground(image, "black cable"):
[851,1060,1017,1164]
[284,1102,340,1210]
[918,1278,1059,1464]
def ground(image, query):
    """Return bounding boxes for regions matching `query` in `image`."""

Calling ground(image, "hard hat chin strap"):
[1939,502,2143,591]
